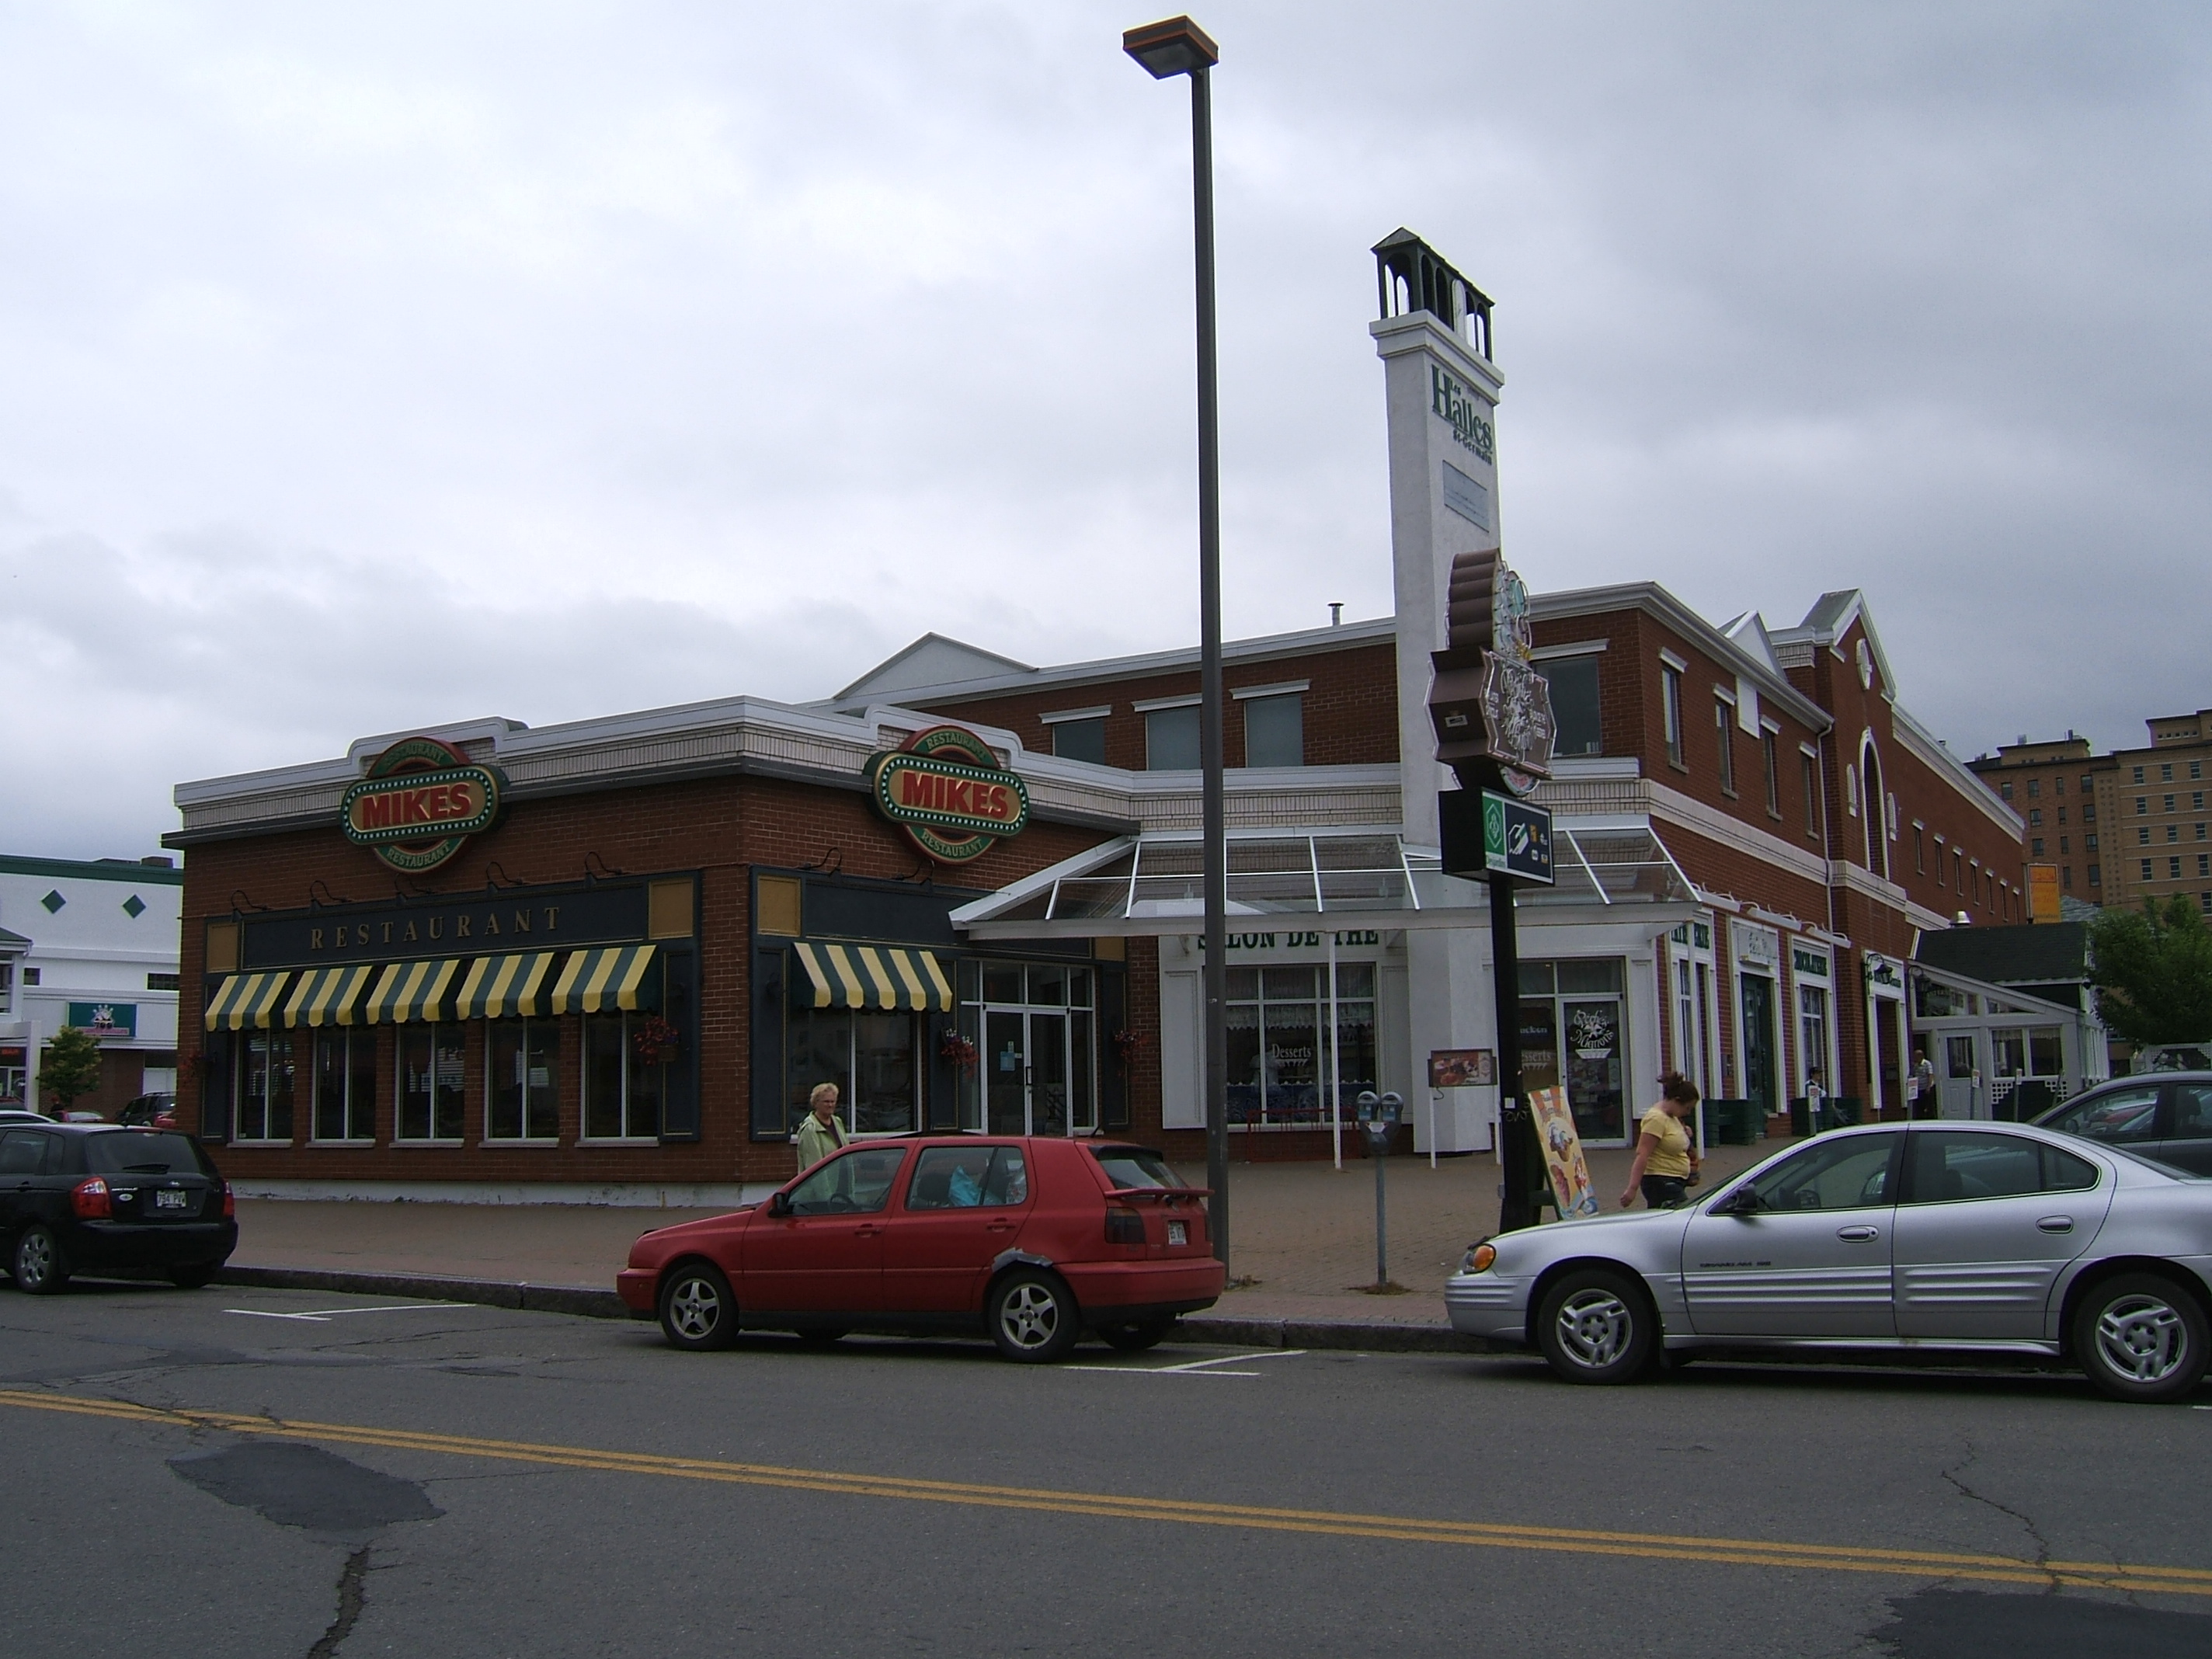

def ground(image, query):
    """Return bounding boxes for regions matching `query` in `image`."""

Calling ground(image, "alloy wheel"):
[1553,1287,1633,1371]
[666,1276,722,1342]
[2095,1293,2189,1384]
[997,1282,1062,1351]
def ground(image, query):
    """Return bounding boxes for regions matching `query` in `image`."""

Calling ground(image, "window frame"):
[310,1026,377,1145]
[394,1023,467,1145]
[485,1017,562,1143]
[1661,665,1685,770]
[583,1010,666,1143]
[1714,697,1737,796]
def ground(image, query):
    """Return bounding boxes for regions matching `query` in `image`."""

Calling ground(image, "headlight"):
[1460,1242,1497,1275]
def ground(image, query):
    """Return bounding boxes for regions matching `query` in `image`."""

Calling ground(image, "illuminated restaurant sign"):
[866,725,1030,864]
[340,736,506,873]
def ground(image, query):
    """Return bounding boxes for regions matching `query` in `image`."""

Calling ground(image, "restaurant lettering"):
[340,736,505,873]
[866,725,1031,864]
[237,880,652,971]
[1430,365,1494,463]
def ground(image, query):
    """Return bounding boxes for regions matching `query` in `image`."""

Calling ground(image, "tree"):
[40,1025,104,1111]
[2087,896,2212,1048]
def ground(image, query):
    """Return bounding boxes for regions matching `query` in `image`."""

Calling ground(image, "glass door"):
[969,962,1097,1138]
[1740,972,1779,1120]
[985,1010,1028,1135]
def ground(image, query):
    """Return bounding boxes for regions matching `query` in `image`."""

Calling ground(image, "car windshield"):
[1090,1146,1185,1190]
[83,1131,210,1176]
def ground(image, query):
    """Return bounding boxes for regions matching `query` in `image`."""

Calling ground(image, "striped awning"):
[549,945,657,1014]
[363,959,462,1024]
[204,971,293,1032]
[792,941,953,1013]
[454,952,559,1020]
[283,964,380,1028]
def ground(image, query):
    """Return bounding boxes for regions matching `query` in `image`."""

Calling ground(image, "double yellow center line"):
[5,1386,2207,1598]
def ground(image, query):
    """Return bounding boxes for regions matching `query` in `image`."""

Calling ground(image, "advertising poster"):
[1428,1049,1495,1089]
[1529,1085,1600,1219]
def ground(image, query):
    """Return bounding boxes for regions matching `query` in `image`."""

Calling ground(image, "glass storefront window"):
[1223,962,1376,1129]
[1797,985,1829,1094]
[489,1019,560,1140]
[235,1030,297,1143]
[786,978,920,1137]
[396,1025,464,1142]
[2028,1027,2063,1076]
[584,1013,662,1139]
[312,1028,376,1143]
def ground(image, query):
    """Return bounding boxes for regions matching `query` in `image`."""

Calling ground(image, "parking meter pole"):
[1374,1132,1388,1285]
[1490,870,1539,1234]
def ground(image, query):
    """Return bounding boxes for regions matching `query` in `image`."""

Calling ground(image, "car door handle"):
[2036,1216,2075,1234]
[1836,1225,1880,1242]
[851,1224,884,1238]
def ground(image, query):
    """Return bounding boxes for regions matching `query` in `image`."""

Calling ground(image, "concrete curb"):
[214,1264,1484,1354]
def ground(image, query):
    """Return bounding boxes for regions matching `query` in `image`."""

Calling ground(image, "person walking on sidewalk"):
[1620,1073,1701,1210]
[794,1083,847,1170]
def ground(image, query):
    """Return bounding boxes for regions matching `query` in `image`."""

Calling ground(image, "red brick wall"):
[177,772,1116,1188]
[911,641,1400,770]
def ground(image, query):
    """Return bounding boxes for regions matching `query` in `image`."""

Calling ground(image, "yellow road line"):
[3,1386,2204,1596]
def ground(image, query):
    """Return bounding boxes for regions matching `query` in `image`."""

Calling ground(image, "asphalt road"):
[4,1282,2211,1659]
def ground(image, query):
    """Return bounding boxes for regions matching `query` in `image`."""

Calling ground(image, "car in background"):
[1,1124,237,1294]
[618,1137,1222,1362]
[0,1109,56,1127]
[2033,1073,2212,1177]
[1446,1120,2212,1403]
[118,1092,178,1129]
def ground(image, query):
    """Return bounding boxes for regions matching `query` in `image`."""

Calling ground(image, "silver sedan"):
[1445,1120,2212,1402]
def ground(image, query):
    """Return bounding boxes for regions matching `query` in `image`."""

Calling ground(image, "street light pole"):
[1125,15,1229,1270]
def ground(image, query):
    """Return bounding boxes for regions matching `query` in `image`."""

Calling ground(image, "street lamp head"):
[1122,16,1219,78]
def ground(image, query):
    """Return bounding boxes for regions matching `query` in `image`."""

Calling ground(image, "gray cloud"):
[2,2,2207,858]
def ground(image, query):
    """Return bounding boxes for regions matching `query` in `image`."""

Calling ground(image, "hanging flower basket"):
[939,1031,979,1074]
[1111,1028,1149,1079]
[631,1015,680,1067]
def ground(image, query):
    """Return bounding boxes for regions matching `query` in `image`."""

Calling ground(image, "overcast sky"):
[5,2,2209,860]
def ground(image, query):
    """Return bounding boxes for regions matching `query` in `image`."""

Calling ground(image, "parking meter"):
[1355,1092,1404,1287]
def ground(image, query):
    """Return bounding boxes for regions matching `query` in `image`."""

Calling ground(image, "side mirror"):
[1716,1185,1762,1216]
[767,1191,793,1218]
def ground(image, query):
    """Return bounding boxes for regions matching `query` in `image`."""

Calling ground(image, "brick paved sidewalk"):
[230,1136,1783,1329]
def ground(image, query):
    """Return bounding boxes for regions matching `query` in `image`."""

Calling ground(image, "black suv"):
[2033,1072,2212,1177]
[0,1124,236,1294]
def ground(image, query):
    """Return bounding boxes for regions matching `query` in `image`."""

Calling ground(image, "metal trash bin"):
[1709,1098,1761,1145]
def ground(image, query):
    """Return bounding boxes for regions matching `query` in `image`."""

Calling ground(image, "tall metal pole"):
[1490,870,1537,1233]
[1190,63,1229,1270]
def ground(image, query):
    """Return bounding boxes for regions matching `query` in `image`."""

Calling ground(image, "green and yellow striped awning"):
[454,952,559,1020]
[363,959,462,1025]
[283,964,379,1028]
[792,941,952,1013]
[204,971,294,1032]
[549,945,656,1014]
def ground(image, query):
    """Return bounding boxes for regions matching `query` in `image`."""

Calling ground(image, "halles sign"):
[866,726,1030,864]
[340,736,506,873]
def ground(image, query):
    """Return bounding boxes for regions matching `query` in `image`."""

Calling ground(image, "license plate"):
[155,1190,191,1211]
[1167,1220,1187,1247]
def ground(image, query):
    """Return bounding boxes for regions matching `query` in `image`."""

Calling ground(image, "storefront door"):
[1740,973,1779,1120]
[983,1007,1087,1137]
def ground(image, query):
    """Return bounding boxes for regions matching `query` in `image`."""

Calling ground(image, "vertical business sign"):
[1481,791,1554,885]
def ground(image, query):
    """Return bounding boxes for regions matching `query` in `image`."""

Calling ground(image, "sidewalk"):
[222,1136,1781,1348]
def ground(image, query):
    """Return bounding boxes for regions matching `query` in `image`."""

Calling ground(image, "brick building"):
[1966,735,2113,903]
[162,228,2028,1199]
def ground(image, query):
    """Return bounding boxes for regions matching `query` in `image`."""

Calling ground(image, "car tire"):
[169,1266,217,1290]
[1098,1316,1174,1352]
[658,1262,739,1351]
[1534,1268,1654,1385]
[12,1225,70,1296]
[2073,1271,2210,1404]
[988,1269,1080,1364]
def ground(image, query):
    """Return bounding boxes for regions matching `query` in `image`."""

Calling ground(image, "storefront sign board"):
[866,725,1031,864]
[238,881,652,970]
[1428,1048,1495,1089]
[66,1002,136,1040]
[1529,1085,1600,1218]
[340,736,506,873]
[1481,791,1554,885]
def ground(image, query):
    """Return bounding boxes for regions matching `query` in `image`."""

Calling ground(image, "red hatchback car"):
[617,1137,1223,1362]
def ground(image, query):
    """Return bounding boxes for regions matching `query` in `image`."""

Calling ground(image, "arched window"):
[1860,739,1888,880]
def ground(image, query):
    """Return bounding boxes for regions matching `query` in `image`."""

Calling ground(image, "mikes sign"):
[866,725,1030,864]
[340,736,506,873]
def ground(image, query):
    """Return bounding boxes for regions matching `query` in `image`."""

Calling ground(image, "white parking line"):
[224,1303,473,1323]
[1066,1348,1308,1378]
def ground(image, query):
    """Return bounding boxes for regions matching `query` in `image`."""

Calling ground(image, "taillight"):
[1104,1206,1146,1247]
[221,1181,235,1219]
[72,1177,112,1219]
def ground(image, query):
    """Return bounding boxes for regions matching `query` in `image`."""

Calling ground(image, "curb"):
[214,1264,1486,1354]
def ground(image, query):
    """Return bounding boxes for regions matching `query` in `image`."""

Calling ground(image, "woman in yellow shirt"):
[1620,1073,1701,1209]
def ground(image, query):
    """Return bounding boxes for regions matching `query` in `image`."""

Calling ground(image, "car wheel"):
[658,1262,739,1351]
[1098,1316,1174,1352]
[1535,1268,1654,1385]
[12,1225,70,1296]
[169,1265,217,1290]
[2074,1272,2210,1404]
[988,1269,1080,1364]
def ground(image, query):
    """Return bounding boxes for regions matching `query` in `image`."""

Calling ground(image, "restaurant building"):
[165,231,2027,1199]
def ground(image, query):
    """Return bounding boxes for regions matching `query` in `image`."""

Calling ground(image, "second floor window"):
[1661,666,1684,767]
[1145,704,1201,770]
[1536,656,1602,757]
[1802,753,1821,839]
[1050,718,1106,766]
[1241,694,1304,768]
[1715,701,1737,795]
